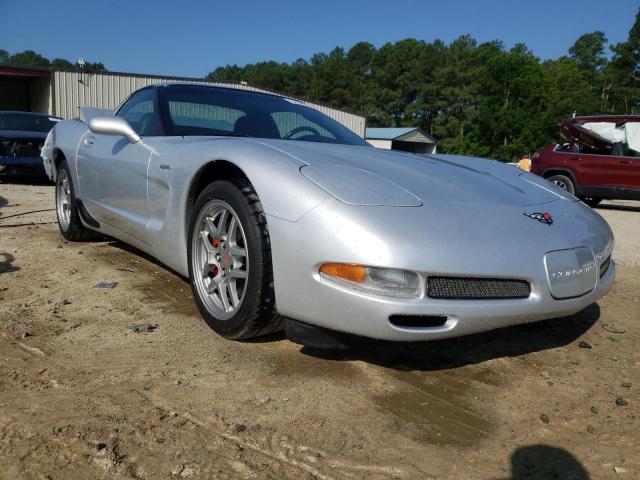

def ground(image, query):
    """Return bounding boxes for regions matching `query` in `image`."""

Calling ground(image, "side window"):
[116,89,159,136]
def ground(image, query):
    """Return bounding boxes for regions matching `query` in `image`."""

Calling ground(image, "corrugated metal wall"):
[52,71,365,136]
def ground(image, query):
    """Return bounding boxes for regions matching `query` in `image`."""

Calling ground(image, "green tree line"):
[208,9,640,161]
[0,49,106,73]
[2,9,638,161]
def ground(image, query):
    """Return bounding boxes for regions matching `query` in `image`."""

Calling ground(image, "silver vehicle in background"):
[42,84,615,347]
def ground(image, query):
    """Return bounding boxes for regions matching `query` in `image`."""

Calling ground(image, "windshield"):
[159,85,369,146]
[0,113,59,133]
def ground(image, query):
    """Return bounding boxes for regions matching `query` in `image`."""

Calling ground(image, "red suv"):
[531,115,640,207]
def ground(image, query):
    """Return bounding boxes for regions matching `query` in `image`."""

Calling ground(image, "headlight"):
[595,236,615,263]
[319,263,420,298]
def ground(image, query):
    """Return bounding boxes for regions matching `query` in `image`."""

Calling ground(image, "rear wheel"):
[580,197,603,208]
[55,160,101,241]
[547,174,575,195]
[188,180,282,339]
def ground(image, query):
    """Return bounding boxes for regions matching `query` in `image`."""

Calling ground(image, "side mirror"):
[88,116,140,143]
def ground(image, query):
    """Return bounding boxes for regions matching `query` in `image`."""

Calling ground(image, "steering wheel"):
[283,126,320,139]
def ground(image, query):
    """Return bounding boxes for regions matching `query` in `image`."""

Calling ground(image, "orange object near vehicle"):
[519,157,531,171]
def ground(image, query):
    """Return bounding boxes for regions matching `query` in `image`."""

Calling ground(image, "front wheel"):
[187,180,282,339]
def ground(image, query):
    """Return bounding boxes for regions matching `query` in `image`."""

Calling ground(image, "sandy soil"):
[0,179,638,479]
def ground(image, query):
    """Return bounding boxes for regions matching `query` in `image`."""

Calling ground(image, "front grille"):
[427,276,531,300]
[0,138,43,158]
[599,256,611,278]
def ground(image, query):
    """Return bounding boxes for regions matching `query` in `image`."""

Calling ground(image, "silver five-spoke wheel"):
[191,200,249,320]
[56,168,72,231]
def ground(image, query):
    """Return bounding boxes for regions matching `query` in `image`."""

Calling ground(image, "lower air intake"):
[427,276,531,300]
[389,315,448,328]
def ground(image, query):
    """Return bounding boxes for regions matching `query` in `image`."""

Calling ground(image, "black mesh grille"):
[427,276,531,300]
[599,256,611,278]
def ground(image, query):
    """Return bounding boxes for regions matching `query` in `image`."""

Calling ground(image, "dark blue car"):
[0,111,61,173]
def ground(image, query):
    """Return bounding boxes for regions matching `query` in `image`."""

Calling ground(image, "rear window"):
[0,113,59,133]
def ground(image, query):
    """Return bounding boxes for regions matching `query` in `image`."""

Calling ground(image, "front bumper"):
[300,259,614,341]
[268,198,616,341]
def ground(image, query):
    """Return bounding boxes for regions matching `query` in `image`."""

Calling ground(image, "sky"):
[1,0,638,78]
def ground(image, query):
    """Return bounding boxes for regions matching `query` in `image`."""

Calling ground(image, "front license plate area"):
[544,247,597,299]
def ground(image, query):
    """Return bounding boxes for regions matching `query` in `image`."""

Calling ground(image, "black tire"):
[55,160,102,242]
[187,179,282,339]
[580,197,603,208]
[547,174,575,195]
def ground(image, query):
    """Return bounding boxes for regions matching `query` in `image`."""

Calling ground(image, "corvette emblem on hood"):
[524,212,553,225]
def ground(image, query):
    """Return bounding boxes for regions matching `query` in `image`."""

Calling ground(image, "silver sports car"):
[42,83,615,345]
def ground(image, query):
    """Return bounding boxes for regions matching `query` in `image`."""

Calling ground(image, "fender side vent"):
[389,315,448,329]
[427,276,531,300]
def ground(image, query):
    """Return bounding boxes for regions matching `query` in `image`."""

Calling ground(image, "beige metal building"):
[365,127,437,154]
[0,65,366,136]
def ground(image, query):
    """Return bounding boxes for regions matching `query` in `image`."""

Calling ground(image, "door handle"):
[83,136,95,146]
[619,159,631,164]
[159,164,171,170]
[569,156,580,161]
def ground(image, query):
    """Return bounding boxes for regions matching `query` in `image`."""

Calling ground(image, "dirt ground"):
[0,178,638,480]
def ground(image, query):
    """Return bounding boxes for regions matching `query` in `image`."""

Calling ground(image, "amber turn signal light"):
[319,263,366,283]
[319,264,420,298]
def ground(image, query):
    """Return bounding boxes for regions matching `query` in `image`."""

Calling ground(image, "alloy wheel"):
[56,169,72,231]
[552,179,568,190]
[191,200,249,320]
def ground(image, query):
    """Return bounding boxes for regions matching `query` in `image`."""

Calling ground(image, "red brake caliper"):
[208,236,220,277]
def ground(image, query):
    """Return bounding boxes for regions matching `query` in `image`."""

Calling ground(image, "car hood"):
[560,120,614,152]
[0,130,47,140]
[257,140,573,207]
[560,117,640,154]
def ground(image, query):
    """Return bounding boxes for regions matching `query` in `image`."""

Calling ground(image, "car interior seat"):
[233,115,281,139]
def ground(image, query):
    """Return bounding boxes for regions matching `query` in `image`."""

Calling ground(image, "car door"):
[617,148,640,190]
[572,151,622,187]
[76,87,162,243]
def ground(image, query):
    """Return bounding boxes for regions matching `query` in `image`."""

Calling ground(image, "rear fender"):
[47,120,90,189]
